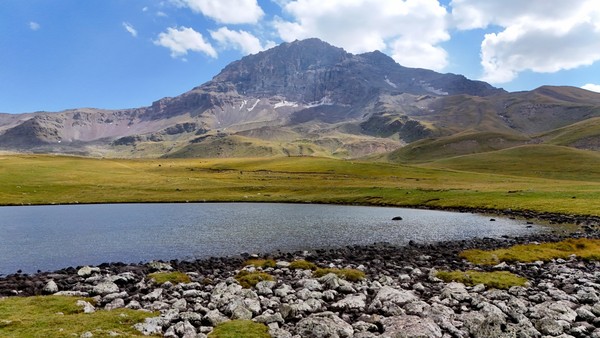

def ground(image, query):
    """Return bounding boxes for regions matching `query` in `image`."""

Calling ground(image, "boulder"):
[43,280,59,294]
[295,312,354,338]
[331,293,367,311]
[77,266,100,277]
[381,315,442,338]
[92,281,119,295]
[369,286,418,311]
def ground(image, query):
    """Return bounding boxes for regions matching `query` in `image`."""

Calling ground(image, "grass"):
[313,268,366,282]
[0,296,157,337]
[436,270,528,289]
[147,271,191,284]
[235,271,275,288]
[289,260,317,270]
[460,238,600,265]
[0,153,599,216]
[243,259,276,268]
[207,320,270,338]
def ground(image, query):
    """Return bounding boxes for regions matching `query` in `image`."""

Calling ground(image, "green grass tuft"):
[460,238,600,265]
[148,271,191,285]
[313,268,366,282]
[288,260,317,270]
[207,320,270,338]
[0,296,157,337]
[243,259,276,269]
[436,270,527,289]
[235,271,275,288]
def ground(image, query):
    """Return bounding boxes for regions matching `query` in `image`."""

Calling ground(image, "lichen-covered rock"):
[381,315,442,338]
[295,311,354,338]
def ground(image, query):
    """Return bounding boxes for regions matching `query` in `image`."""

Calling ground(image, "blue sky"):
[1,0,600,114]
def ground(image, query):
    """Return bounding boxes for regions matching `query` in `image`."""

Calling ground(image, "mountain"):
[1,39,599,161]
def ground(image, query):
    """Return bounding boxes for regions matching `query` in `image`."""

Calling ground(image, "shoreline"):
[2,198,600,224]
[2,231,600,337]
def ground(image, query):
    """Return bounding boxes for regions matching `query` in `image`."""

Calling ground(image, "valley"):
[1,150,599,217]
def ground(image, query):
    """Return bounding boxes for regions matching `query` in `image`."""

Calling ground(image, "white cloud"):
[582,84,600,93]
[173,0,264,24]
[273,0,450,71]
[154,27,217,58]
[210,27,272,55]
[122,22,138,37]
[451,0,600,83]
[29,21,40,31]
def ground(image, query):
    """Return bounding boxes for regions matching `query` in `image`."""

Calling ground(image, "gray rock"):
[105,298,125,310]
[172,298,188,311]
[203,309,229,326]
[148,261,173,271]
[175,320,197,338]
[76,300,96,314]
[103,291,128,302]
[295,311,354,338]
[179,312,203,326]
[270,327,293,338]
[440,282,470,301]
[369,286,418,311]
[461,303,507,338]
[231,304,253,320]
[142,288,164,301]
[77,266,100,277]
[134,317,164,336]
[332,293,367,310]
[297,278,323,291]
[381,315,442,338]
[92,281,119,295]
[274,284,294,297]
[54,290,89,297]
[125,300,142,310]
[535,317,566,336]
[256,280,276,295]
[530,300,577,323]
[254,311,284,324]
[43,280,59,294]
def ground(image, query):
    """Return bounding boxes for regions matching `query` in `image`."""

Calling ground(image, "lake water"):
[0,203,558,275]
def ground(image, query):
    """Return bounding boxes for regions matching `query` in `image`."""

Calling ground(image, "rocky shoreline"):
[3,230,600,337]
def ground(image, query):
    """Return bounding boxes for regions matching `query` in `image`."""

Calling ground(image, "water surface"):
[0,203,557,274]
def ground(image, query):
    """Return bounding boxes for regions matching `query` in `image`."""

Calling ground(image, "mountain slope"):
[1,39,599,162]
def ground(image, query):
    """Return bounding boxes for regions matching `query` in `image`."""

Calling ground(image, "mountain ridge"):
[1,38,599,161]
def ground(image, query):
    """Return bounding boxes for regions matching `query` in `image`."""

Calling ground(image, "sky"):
[1,0,600,114]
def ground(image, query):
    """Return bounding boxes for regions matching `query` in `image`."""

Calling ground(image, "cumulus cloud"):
[122,22,138,37]
[173,0,264,24]
[210,27,273,55]
[273,0,450,71]
[29,21,40,31]
[451,0,600,83]
[154,27,217,58]
[582,84,600,93]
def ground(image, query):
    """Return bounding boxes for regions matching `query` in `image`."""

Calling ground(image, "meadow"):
[1,148,599,216]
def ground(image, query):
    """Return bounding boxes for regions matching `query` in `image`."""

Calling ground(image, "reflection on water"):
[0,203,561,274]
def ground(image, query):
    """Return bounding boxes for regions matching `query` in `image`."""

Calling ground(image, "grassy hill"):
[424,144,600,182]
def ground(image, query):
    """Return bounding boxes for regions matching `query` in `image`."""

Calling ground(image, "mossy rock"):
[314,268,365,282]
[235,271,275,288]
